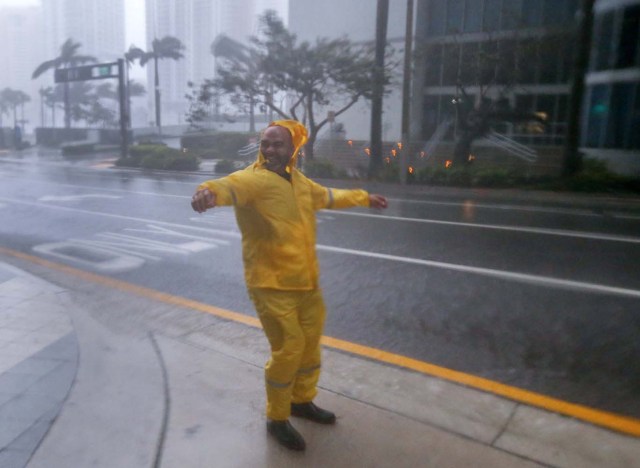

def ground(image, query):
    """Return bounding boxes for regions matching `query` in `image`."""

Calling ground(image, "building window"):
[586,84,610,147]
[517,39,538,84]
[502,0,524,30]
[495,39,516,85]
[522,0,542,27]
[483,0,502,32]
[538,38,560,84]
[427,0,447,37]
[479,40,498,83]
[424,44,443,86]
[422,95,440,139]
[542,0,562,26]
[464,0,483,33]
[459,42,480,85]
[632,84,640,149]
[442,43,461,85]
[616,5,640,69]
[447,0,465,33]
[606,83,635,149]
[592,11,615,71]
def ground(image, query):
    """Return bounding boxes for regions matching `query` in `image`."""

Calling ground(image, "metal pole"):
[117,59,129,158]
[400,0,414,185]
[368,0,389,179]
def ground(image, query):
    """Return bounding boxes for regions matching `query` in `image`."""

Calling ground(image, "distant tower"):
[145,0,288,127]
[0,6,45,130]
[42,0,125,62]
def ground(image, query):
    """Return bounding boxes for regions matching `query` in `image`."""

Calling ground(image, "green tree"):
[127,36,185,134]
[39,86,59,127]
[31,38,97,129]
[210,34,261,132]
[190,12,394,161]
[0,88,31,126]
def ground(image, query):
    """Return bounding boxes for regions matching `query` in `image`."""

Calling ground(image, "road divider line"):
[328,210,640,245]
[2,195,639,297]
[1,246,639,437]
[317,245,640,299]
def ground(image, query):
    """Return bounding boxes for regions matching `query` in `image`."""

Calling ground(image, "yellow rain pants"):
[197,120,370,421]
[248,287,326,421]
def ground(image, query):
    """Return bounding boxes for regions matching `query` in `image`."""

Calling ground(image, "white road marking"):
[0,196,638,298]
[317,245,640,299]
[327,210,640,244]
[39,194,122,202]
[385,197,601,217]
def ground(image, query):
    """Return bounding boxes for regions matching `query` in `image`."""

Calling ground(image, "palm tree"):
[32,38,97,129]
[1,88,31,127]
[0,93,9,128]
[127,36,185,134]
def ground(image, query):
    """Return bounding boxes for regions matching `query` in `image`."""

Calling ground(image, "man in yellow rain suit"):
[191,120,387,451]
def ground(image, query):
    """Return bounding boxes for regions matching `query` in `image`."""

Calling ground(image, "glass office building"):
[414,0,640,156]
[584,0,640,151]
[414,0,581,146]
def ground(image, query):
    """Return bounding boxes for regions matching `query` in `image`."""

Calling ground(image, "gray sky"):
[0,0,146,80]
[0,0,146,50]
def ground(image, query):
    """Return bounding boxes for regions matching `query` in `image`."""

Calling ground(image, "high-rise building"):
[584,0,640,157]
[42,0,126,62]
[145,0,288,127]
[289,0,639,170]
[289,0,407,141]
[0,6,46,131]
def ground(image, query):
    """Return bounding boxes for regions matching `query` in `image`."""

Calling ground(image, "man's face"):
[260,126,294,176]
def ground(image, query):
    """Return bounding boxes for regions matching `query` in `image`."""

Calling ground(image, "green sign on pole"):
[54,62,119,83]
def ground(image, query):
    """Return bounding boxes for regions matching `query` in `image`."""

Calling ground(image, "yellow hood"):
[257,119,309,173]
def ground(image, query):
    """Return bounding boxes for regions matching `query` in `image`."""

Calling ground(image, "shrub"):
[214,159,236,174]
[303,158,336,178]
[61,142,95,155]
[472,168,513,187]
[181,131,256,159]
[116,144,199,171]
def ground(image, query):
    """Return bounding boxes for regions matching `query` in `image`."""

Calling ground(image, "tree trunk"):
[249,95,255,133]
[304,137,315,161]
[154,56,162,135]
[369,0,389,179]
[562,0,595,177]
[453,132,474,166]
[64,82,70,129]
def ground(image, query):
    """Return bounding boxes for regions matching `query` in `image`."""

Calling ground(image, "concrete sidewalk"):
[0,259,639,468]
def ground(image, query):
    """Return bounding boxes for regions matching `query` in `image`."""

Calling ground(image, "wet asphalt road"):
[1,149,639,418]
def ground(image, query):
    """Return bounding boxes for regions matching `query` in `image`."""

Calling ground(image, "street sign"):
[54,62,119,83]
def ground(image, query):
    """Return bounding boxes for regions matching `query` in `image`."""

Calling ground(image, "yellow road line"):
[2,246,639,438]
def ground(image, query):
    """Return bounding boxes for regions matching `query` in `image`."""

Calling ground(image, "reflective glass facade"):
[417,0,640,153]
[418,0,580,146]
[584,2,640,150]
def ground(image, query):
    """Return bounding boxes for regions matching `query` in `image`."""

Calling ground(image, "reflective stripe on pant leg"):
[291,289,326,404]
[249,288,305,420]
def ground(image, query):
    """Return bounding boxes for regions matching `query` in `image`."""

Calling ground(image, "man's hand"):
[191,188,217,213]
[369,194,388,209]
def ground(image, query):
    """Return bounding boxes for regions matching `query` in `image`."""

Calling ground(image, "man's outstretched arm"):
[191,188,217,213]
[368,194,388,209]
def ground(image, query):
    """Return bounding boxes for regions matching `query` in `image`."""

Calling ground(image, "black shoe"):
[291,402,336,424]
[266,419,306,451]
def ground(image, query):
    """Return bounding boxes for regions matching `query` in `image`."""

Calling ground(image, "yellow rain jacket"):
[197,120,370,291]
